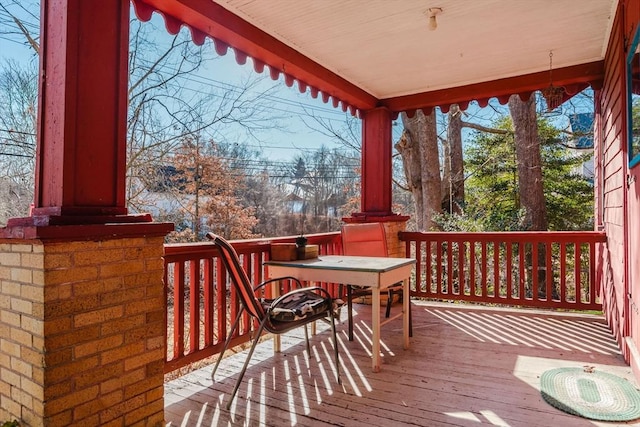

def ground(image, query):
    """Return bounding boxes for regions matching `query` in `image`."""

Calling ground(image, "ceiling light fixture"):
[427,7,442,31]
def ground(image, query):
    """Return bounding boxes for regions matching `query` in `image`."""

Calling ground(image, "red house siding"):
[598,0,640,376]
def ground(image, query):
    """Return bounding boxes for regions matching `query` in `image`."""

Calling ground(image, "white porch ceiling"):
[213,0,617,100]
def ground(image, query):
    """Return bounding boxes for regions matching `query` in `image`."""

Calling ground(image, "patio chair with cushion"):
[341,222,411,341]
[207,232,342,409]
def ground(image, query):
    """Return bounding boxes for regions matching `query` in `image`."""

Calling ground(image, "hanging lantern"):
[541,51,564,112]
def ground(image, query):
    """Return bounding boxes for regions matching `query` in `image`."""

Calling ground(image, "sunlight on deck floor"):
[164,301,639,427]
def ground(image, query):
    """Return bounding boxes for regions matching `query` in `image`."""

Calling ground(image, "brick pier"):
[0,232,169,426]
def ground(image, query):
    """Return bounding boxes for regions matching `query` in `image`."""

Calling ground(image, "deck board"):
[165,301,640,426]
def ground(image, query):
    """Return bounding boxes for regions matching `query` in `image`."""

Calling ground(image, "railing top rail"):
[399,230,606,243]
[164,231,341,258]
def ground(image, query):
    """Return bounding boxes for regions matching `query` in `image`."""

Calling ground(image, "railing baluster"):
[493,241,500,298]
[447,239,454,295]
[426,240,432,295]
[481,241,487,299]
[189,259,200,353]
[518,241,525,302]
[458,239,465,296]
[174,261,185,360]
[532,240,539,302]
[589,240,597,304]
[217,259,227,345]
[470,240,476,297]
[436,241,443,296]
[575,243,582,304]
[560,243,567,303]
[545,241,553,303]
[412,241,421,295]
[506,242,513,301]
[203,258,213,347]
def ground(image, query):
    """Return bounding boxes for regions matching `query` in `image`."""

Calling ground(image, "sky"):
[0,0,376,165]
[0,0,593,166]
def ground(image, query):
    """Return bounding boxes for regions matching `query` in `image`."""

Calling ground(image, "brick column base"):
[381,220,409,258]
[0,228,169,426]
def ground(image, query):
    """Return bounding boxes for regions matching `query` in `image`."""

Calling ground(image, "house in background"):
[1,0,640,425]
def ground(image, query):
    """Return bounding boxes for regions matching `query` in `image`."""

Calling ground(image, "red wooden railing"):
[164,230,606,373]
[163,232,342,373]
[399,231,606,310]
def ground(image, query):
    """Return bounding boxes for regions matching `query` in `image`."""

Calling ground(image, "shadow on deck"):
[164,301,637,427]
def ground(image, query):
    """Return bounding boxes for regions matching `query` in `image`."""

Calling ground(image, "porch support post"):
[33,0,130,221]
[0,1,172,426]
[344,107,409,226]
[359,107,394,217]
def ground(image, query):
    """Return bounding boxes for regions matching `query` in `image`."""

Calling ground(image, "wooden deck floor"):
[164,301,640,426]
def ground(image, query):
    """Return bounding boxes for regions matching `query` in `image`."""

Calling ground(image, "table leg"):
[273,280,281,353]
[371,287,381,372]
[403,278,409,349]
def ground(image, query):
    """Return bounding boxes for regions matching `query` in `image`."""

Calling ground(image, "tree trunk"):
[395,130,424,230]
[508,94,547,231]
[397,110,442,231]
[443,104,464,214]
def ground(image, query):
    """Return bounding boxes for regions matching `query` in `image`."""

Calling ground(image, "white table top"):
[265,255,415,273]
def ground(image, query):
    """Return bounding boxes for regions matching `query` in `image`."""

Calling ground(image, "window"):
[627,28,640,167]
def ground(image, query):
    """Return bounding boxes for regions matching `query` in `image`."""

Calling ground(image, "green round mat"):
[540,367,640,421]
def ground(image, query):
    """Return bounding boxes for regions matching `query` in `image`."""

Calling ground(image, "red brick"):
[45,266,98,285]
[44,409,72,426]
[44,295,99,318]
[45,325,100,351]
[45,385,99,416]
[124,246,163,260]
[99,393,145,423]
[124,323,163,344]
[72,280,105,297]
[43,253,72,269]
[146,336,164,351]
[44,355,99,385]
[125,296,163,316]
[43,380,72,401]
[100,314,145,336]
[43,316,72,336]
[74,248,124,266]
[75,334,123,358]
[123,348,164,371]
[73,389,122,421]
[74,361,123,389]
[124,375,163,400]
[100,261,144,279]
[101,341,145,365]
[100,287,146,306]
[124,397,164,425]
[100,367,145,395]
[73,305,123,328]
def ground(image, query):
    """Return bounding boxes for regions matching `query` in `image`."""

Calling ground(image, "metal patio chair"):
[341,222,411,341]
[207,233,342,409]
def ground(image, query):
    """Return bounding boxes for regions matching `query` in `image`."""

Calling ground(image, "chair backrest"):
[207,233,266,319]
[341,222,388,257]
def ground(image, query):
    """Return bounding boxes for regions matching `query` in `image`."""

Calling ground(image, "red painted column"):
[352,107,395,219]
[33,0,130,220]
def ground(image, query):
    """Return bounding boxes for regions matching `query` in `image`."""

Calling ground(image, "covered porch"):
[164,301,633,427]
[1,0,638,425]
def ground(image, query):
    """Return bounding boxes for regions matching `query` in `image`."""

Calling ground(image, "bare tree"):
[396,110,442,231]
[508,94,548,231]
[442,104,464,214]
[0,60,37,223]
